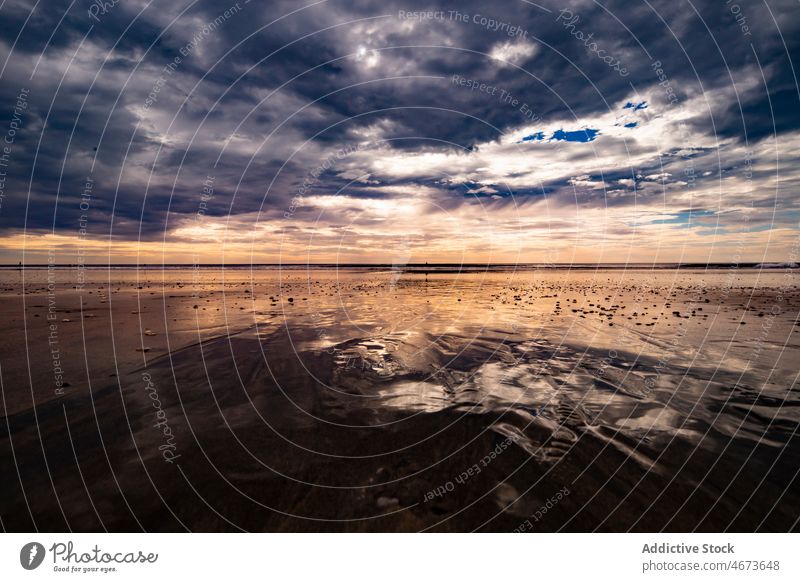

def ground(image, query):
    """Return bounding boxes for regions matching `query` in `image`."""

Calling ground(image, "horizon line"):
[2,261,793,268]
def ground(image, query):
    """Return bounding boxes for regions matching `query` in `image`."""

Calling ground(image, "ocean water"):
[0,268,798,531]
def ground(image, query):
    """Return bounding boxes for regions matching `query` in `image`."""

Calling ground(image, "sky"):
[0,0,798,264]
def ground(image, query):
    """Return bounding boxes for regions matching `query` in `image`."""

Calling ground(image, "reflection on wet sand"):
[1,268,798,531]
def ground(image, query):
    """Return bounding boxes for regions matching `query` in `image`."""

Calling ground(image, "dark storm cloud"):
[0,0,797,241]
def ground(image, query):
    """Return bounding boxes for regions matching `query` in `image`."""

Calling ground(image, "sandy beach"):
[1,266,798,532]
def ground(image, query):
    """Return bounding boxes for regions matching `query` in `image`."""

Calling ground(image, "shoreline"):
[2,262,797,272]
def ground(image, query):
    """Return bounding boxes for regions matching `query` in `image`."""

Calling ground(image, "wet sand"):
[1,267,799,531]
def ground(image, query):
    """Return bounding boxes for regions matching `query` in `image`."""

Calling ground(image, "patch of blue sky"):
[744,224,776,233]
[623,101,648,110]
[550,128,599,142]
[651,209,716,225]
[520,131,546,142]
[518,129,599,143]
[699,225,776,235]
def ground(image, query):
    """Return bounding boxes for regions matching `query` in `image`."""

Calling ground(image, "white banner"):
[0,534,796,581]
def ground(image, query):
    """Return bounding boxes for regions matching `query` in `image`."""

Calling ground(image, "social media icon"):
[20,542,46,570]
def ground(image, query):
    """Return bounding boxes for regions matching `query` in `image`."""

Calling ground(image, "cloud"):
[0,0,797,262]
[489,40,537,66]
